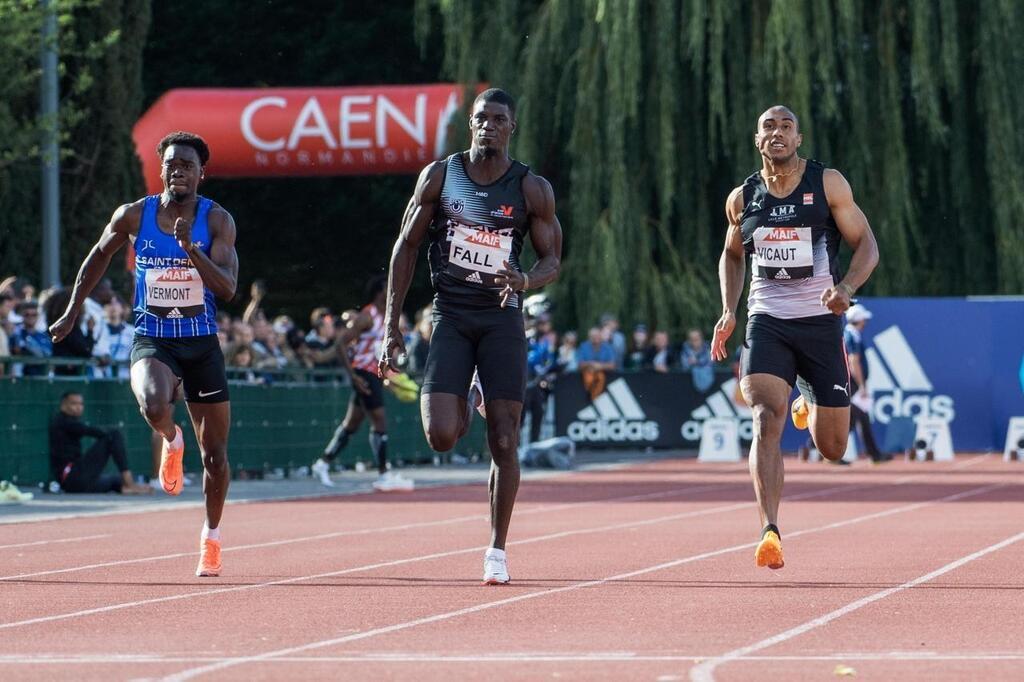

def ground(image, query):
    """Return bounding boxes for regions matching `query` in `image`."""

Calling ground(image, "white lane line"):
[0,534,110,550]
[0,482,754,630]
[0,481,745,582]
[157,481,1007,682]
[689,528,1024,682]
[3,454,985,583]
[4,651,1024,664]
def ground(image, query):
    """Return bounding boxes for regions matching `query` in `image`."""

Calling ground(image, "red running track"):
[0,455,1022,681]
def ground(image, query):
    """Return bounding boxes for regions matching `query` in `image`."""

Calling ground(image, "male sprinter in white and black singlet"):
[711,106,879,569]
[50,132,237,578]
[379,89,562,584]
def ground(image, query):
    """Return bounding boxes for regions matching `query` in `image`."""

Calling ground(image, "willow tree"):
[415,0,1023,334]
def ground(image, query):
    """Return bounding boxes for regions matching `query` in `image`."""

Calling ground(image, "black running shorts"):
[131,334,229,403]
[422,302,527,403]
[351,368,385,411]
[740,313,850,408]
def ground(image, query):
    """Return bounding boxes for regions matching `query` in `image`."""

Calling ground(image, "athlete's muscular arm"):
[379,162,444,377]
[496,173,562,308]
[178,207,239,301]
[49,202,140,343]
[820,169,879,315]
[711,187,746,362]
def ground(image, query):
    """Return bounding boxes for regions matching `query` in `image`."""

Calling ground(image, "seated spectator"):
[647,330,673,373]
[49,391,150,494]
[558,330,579,372]
[305,307,339,371]
[92,297,135,378]
[80,277,114,335]
[625,324,649,369]
[680,328,714,391]
[0,292,12,375]
[46,288,95,376]
[10,302,51,376]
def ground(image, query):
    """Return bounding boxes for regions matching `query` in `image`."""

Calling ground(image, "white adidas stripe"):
[575,379,647,420]
[873,326,933,391]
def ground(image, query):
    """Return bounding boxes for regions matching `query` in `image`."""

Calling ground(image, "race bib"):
[446,223,513,287]
[752,226,814,280]
[144,267,205,318]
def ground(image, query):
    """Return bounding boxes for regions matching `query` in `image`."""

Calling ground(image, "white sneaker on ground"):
[0,480,33,504]
[311,458,335,487]
[483,548,510,585]
[372,471,414,492]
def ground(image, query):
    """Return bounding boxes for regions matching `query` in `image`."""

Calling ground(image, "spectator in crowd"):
[406,304,433,379]
[600,313,627,369]
[81,277,114,334]
[49,391,150,494]
[92,297,135,378]
[0,292,13,374]
[46,288,95,376]
[305,307,339,371]
[523,315,559,444]
[680,328,715,392]
[648,330,673,373]
[845,304,890,463]
[625,323,649,369]
[558,330,579,371]
[242,279,267,325]
[577,326,616,370]
[226,343,262,383]
[10,302,51,376]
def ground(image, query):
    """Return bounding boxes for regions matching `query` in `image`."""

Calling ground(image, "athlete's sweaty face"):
[160,145,203,202]
[470,101,515,158]
[754,107,802,163]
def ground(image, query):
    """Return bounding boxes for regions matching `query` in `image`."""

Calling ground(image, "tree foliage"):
[0,0,149,291]
[416,0,1024,334]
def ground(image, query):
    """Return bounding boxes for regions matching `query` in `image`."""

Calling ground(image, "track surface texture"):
[1,453,1021,681]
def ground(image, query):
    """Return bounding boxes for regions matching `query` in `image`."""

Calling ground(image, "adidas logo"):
[682,377,753,442]
[464,271,483,284]
[864,326,954,425]
[167,308,183,319]
[775,268,791,280]
[568,378,660,442]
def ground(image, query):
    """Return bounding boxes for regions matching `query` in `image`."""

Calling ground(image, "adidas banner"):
[778,296,1024,453]
[555,371,751,449]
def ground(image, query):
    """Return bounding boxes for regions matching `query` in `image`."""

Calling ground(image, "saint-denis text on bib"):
[145,267,205,318]
[447,224,513,287]
[752,226,813,280]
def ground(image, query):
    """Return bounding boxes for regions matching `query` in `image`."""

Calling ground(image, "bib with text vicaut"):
[144,267,205,319]
[446,223,513,287]
[751,226,813,280]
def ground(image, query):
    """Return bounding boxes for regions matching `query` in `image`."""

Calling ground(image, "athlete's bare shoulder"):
[725,186,744,225]
[110,198,147,236]
[205,202,237,230]
[523,171,556,218]
[414,159,447,203]
[821,167,854,206]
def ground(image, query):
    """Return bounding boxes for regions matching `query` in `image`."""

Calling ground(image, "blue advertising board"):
[782,297,1024,452]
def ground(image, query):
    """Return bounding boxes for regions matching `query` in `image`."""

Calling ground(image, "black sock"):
[324,426,354,461]
[370,431,388,475]
[762,523,781,539]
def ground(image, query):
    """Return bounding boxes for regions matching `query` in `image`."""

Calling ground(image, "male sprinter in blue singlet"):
[50,132,238,578]
[379,88,562,584]
[711,106,879,569]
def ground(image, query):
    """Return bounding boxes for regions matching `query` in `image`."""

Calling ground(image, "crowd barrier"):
[553,297,1024,453]
[0,358,487,485]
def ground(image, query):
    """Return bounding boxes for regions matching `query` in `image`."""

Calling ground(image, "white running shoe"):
[469,370,486,419]
[483,548,510,585]
[311,458,335,487]
[0,480,33,504]
[372,471,414,492]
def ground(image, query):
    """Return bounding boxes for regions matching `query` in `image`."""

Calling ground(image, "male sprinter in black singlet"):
[379,88,562,584]
[50,132,238,577]
[711,106,879,569]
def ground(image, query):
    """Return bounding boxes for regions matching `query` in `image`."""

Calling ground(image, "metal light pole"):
[40,0,60,288]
